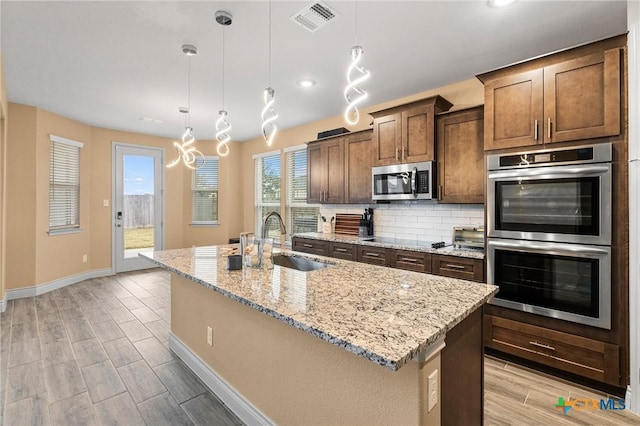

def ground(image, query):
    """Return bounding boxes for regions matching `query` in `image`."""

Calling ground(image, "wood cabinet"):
[344,130,374,203]
[432,255,484,283]
[436,107,484,203]
[371,96,452,166]
[307,130,373,204]
[307,138,344,204]
[481,47,621,151]
[329,242,357,261]
[390,250,432,273]
[484,315,621,386]
[291,238,328,256]
[357,246,390,266]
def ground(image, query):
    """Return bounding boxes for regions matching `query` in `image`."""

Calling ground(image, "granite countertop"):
[293,232,485,260]
[142,246,497,371]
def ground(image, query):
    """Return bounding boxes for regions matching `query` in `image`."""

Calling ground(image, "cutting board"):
[334,213,361,235]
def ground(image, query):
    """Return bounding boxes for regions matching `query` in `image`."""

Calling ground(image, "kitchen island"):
[142,245,498,426]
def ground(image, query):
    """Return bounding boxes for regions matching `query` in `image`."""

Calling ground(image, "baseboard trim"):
[169,333,274,426]
[4,268,113,302]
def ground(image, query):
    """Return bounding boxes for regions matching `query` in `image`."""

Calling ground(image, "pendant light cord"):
[187,55,191,128]
[268,0,272,85]
[222,26,225,109]
[355,0,358,44]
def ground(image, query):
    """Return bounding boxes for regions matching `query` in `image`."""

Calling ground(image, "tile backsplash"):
[318,202,484,243]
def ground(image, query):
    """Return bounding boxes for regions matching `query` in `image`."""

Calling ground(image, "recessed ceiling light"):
[488,0,516,7]
[298,79,316,88]
[138,116,163,124]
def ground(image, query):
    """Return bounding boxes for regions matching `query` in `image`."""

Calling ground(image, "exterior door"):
[113,143,164,273]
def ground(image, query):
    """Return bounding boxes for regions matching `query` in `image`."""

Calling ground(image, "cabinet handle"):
[402,146,406,161]
[395,147,399,161]
[438,185,442,200]
[365,252,380,257]
[445,264,466,270]
[334,248,347,252]
[529,341,556,351]
[303,244,313,248]
[400,257,418,263]
[534,119,538,140]
[547,117,551,139]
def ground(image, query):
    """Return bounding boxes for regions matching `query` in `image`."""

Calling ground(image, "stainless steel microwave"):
[372,161,435,201]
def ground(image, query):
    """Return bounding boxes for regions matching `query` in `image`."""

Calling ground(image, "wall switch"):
[207,326,213,346]
[428,369,438,413]
[82,254,88,263]
[103,199,109,207]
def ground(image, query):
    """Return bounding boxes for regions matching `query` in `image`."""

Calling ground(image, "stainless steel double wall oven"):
[486,143,612,329]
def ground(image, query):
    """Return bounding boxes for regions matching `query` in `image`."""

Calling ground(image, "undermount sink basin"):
[272,254,335,272]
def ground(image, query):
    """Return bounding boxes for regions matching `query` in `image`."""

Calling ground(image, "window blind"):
[256,152,281,239]
[49,135,82,231]
[286,148,319,235]
[192,157,219,223]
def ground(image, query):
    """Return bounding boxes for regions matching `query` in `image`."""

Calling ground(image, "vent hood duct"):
[289,1,338,33]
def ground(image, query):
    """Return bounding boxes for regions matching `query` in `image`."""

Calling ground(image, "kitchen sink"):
[272,254,335,272]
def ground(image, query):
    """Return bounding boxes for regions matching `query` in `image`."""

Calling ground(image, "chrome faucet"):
[262,211,287,240]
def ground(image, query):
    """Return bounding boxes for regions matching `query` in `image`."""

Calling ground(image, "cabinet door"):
[544,48,621,143]
[357,246,389,266]
[373,112,402,166]
[436,107,484,204]
[391,250,432,273]
[402,104,436,163]
[307,143,323,204]
[324,139,345,203]
[432,255,484,282]
[484,69,543,151]
[292,237,328,256]
[344,131,373,203]
[329,242,357,261]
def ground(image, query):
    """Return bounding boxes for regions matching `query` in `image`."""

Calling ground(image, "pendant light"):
[343,0,370,126]
[261,0,278,147]
[167,44,204,169]
[215,10,233,157]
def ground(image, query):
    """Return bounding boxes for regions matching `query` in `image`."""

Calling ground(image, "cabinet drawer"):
[292,238,328,256]
[329,242,357,261]
[357,246,389,266]
[484,315,620,386]
[391,250,432,273]
[432,255,484,282]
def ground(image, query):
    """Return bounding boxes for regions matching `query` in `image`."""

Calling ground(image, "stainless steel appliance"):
[372,161,435,201]
[452,226,485,249]
[486,143,612,329]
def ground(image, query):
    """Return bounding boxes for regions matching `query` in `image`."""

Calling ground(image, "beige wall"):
[172,273,441,425]
[239,78,484,232]
[0,52,8,301]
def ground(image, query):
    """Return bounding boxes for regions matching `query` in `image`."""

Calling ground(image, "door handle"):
[117,211,123,220]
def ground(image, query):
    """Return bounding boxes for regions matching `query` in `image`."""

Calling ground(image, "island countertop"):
[142,245,498,371]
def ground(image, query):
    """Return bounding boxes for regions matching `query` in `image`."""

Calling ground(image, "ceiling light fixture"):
[487,0,516,7]
[343,0,370,126]
[261,0,278,147]
[298,79,316,88]
[167,45,204,170]
[215,10,233,157]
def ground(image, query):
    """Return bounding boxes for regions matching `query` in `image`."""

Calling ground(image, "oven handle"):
[487,240,611,255]
[488,165,610,180]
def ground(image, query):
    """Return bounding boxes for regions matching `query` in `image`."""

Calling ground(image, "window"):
[192,157,219,225]
[286,146,319,236]
[49,135,83,234]
[255,151,281,239]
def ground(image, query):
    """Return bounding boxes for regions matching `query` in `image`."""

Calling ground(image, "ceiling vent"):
[289,1,338,33]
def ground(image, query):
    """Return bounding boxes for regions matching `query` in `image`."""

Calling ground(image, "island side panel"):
[170,273,442,426]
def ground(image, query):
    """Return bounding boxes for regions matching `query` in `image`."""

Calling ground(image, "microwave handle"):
[488,165,610,180]
[411,167,417,197]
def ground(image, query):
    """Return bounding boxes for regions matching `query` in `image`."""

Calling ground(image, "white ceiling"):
[0,1,628,142]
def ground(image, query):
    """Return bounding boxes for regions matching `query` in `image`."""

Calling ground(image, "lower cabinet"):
[329,242,357,261]
[484,315,621,386]
[432,255,484,282]
[292,238,328,256]
[391,250,432,273]
[357,246,390,266]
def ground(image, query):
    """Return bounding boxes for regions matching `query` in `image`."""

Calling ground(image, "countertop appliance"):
[452,226,485,249]
[372,161,435,201]
[486,143,612,329]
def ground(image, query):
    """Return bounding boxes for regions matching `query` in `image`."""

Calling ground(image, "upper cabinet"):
[371,95,453,166]
[307,129,373,204]
[479,36,624,151]
[436,106,484,204]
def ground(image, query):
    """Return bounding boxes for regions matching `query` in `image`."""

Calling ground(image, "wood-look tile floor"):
[1,269,639,425]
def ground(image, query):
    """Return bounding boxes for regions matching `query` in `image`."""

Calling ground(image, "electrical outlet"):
[82,254,88,263]
[207,326,213,346]
[428,369,438,412]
